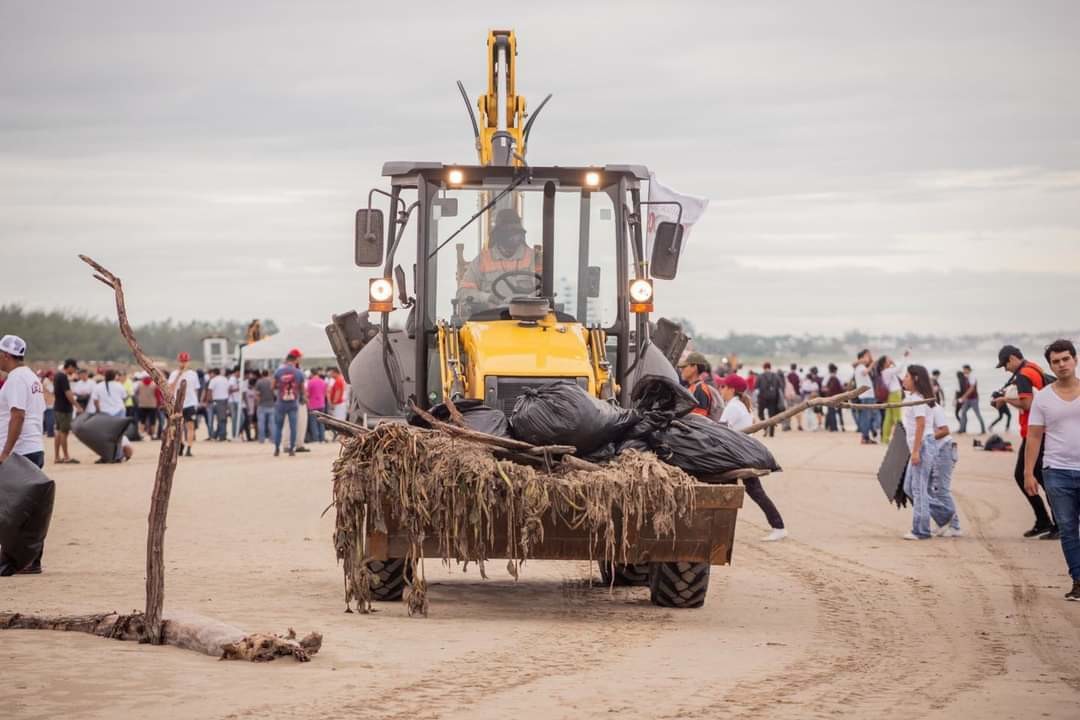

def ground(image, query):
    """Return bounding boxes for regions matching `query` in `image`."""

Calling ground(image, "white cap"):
[0,334,27,357]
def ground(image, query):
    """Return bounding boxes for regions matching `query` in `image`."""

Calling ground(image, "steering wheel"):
[489,270,543,302]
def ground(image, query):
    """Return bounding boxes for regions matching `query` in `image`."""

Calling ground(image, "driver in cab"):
[456,208,541,313]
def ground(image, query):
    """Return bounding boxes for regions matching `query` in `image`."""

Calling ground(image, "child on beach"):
[901,365,940,540]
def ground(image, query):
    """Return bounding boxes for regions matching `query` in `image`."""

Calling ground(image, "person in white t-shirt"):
[928,403,962,537]
[0,335,46,468]
[877,353,907,444]
[1025,339,1080,602]
[89,369,127,416]
[900,365,940,540]
[718,374,787,541]
[0,334,49,575]
[207,368,230,441]
[852,349,880,444]
[167,351,202,457]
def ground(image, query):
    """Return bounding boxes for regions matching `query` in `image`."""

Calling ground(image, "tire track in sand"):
[958,492,1080,691]
[224,563,671,720]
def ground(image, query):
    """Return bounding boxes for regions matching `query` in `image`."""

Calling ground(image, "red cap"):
[288,347,303,359]
[719,374,747,393]
[177,351,190,362]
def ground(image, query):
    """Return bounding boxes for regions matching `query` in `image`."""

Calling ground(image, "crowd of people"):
[672,339,1080,602]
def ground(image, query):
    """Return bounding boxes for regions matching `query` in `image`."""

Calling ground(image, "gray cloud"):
[2,1,1079,335]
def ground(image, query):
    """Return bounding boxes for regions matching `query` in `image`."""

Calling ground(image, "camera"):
[991,390,1005,400]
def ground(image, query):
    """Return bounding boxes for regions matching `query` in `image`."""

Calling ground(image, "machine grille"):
[486,376,589,416]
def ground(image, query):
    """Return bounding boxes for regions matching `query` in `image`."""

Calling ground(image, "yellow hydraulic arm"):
[457,30,551,167]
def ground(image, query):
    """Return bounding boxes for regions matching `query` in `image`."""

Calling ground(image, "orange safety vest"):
[460,245,541,290]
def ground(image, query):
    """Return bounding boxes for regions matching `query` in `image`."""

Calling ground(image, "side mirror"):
[585,266,602,298]
[650,221,684,280]
[434,197,459,218]
[355,208,385,267]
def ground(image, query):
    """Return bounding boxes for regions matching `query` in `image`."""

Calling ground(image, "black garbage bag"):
[409,399,510,438]
[650,413,781,476]
[73,413,132,461]
[878,424,910,508]
[509,381,641,455]
[630,374,698,418]
[0,454,55,570]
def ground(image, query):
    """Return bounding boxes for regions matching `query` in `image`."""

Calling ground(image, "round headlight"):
[369,277,394,303]
[629,278,653,303]
[447,168,464,185]
[584,171,601,187]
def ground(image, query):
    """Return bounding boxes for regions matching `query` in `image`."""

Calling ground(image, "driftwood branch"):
[836,397,937,410]
[313,411,369,436]
[0,256,321,662]
[742,386,868,435]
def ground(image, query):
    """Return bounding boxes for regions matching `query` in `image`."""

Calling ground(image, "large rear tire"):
[648,561,710,608]
[597,561,650,587]
[367,558,410,601]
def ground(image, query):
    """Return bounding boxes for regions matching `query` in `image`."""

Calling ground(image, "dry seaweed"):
[331,423,695,615]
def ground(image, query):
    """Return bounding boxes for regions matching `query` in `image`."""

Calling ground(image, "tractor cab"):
[326,162,688,420]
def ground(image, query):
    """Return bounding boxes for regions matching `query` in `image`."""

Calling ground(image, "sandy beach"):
[3,431,1078,719]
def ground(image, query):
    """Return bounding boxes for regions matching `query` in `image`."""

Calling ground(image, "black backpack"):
[758,372,781,402]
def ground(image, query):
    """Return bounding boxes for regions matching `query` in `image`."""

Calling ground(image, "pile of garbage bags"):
[411,376,780,478]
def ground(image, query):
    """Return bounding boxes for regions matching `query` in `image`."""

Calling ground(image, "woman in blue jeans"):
[900,365,940,540]
[928,403,962,537]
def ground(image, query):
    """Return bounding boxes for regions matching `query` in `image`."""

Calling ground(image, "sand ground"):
[2,429,1078,719]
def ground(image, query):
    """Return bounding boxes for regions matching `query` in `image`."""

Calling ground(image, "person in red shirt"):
[328,367,347,420]
[992,345,1058,539]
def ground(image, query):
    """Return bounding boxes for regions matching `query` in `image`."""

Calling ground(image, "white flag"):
[646,173,709,248]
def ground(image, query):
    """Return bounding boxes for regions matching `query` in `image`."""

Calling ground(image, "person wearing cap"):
[456,209,542,313]
[679,351,722,420]
[272,348,306,457]
[52,358,81,464]
[715,372,788,541]
[167,351,202,457]
[0,335,49,574]
[993,344,1058,538]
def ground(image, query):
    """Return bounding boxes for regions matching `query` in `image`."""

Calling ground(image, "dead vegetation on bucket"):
[331,423,695,615]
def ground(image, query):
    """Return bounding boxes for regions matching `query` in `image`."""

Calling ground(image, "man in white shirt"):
[852,349,879,444]
[0,334,49,575]
[1024,339,1080,602]
[167,351,202,457]
[207,368,230,441]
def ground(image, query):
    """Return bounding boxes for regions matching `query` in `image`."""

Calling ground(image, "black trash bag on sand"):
[510,381,640,456]
[409,399,510,438]
[649,413,781,477]
[72,412,131,462]
[0,454,55,570]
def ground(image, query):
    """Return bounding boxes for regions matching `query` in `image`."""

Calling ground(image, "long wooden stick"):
[742,386,868,435]
[836,397,937,410]
[79,255,182,645]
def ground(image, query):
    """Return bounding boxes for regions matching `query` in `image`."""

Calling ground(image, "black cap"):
[63,358,78,369]
[997,345,1022,368]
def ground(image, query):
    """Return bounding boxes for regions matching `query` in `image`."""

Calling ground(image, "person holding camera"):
[993,345,1058,539]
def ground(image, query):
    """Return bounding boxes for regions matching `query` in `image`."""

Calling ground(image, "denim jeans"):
[307,409,325,443]
[212,400,228,440]
[904,437,939,538]
[229,400,241,438]
[257,406,275,442]
[857,398,879,441]
[929,439,960,530]
[274,404,299,451]
[958,398,986,434]
[1043,468,1080,581]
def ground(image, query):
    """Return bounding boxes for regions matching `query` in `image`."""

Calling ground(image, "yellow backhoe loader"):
[325,30,743,608]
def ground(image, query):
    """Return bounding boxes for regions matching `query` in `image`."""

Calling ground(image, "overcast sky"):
[2,1,1078,337]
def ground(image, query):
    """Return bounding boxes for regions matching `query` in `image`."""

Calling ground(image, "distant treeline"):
[1,304,278,363]
[671,317,1079,363]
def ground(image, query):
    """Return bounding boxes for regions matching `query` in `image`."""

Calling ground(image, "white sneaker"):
[762,528,788,542]
[902,532,922,540]
[941,527,964,538]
